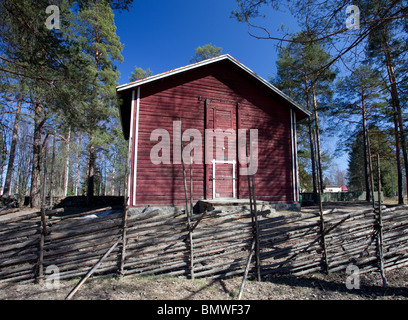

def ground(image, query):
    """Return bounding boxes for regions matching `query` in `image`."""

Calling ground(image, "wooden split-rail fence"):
[1,204,408,285]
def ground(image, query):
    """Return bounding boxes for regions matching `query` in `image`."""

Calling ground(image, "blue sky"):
[113,0,299,85]
[112,1,348,174]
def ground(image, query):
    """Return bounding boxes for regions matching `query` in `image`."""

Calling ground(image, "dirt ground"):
[0,265,407,300]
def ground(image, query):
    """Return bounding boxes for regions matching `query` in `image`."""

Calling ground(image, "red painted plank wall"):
[129,65,295,207]
[238,101,293,202]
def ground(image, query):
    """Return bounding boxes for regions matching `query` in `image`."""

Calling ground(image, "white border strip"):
[294,112,299,202]
[232,161,236,199]
[290,109,296,202]
[127,89,136,206]
[212,159,216,199]
[132,87,141,206]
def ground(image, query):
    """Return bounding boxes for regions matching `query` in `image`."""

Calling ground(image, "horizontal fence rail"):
[1,204,408,285]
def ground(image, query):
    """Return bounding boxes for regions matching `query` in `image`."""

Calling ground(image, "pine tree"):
[190,44,223,63]
[2,92,22,196]
[366,22,408,204]
[334,65,387,201]
[75,0,123,198]
[348,125,397,197]
[347,134,366,192]
[274,30,336,201]
[232,0,406,71]
[0,0,98,207]
[130,66,152,81]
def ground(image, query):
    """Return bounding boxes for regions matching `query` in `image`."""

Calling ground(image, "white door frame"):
[212,159,236,199]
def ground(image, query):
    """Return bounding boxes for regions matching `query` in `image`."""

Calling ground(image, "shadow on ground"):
[264,272,408,299]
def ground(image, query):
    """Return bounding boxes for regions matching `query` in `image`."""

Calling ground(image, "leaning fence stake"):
[238,239,256,300]
[65,236,122,300]
[246,141,260,281]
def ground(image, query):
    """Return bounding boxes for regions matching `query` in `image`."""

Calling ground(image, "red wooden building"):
[117,54,310,212]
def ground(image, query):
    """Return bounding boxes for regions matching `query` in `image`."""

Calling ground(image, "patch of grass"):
[2,266,408,300]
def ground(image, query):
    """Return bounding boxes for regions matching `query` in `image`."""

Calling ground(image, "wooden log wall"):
[1,205,408,285]
[43,210,123,281]
[0,212,42,283]
[123,210,191,277]
[258,206,408,277]
[189,210,253,279]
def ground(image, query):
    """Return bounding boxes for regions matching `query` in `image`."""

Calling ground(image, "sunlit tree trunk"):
[3,92,22,196]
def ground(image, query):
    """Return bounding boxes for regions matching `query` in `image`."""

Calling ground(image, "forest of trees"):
[0,0,407,209]
[233,0,408,203]
[0,0,133,207]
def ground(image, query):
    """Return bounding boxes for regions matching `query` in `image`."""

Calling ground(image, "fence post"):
[119,205,128,276]
[376,154,387,287]
[251,174,261,282]
[180,119,194,280]
[37,205,47,284]
[246,141,260,281]
[315,143,329,274]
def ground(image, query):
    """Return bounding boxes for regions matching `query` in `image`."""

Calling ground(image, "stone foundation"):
[127,199,301,217]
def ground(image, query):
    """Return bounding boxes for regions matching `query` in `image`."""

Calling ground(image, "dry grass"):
[1,265,407,300]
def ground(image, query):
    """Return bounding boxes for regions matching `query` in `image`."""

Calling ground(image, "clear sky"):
[113,0,299,85]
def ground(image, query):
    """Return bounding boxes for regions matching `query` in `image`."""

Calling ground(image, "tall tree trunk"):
[387,65,408,203]
[304,77,318,202]
[0,132,5,195]
[30,103,45,208]
[308,119,318,201]
[391,110,404,204]
[366,131,375,207]
[111,151,116,196]
[312,85,324,193]
[361,94,372,202]
[49,132,56,206]
[103,155,107,196]
[75,133,82,196]
[63,127,71,197]
[382,34,407,203]
[3,92,22,196]
[42,142,48,206]
[87,141,96,199]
